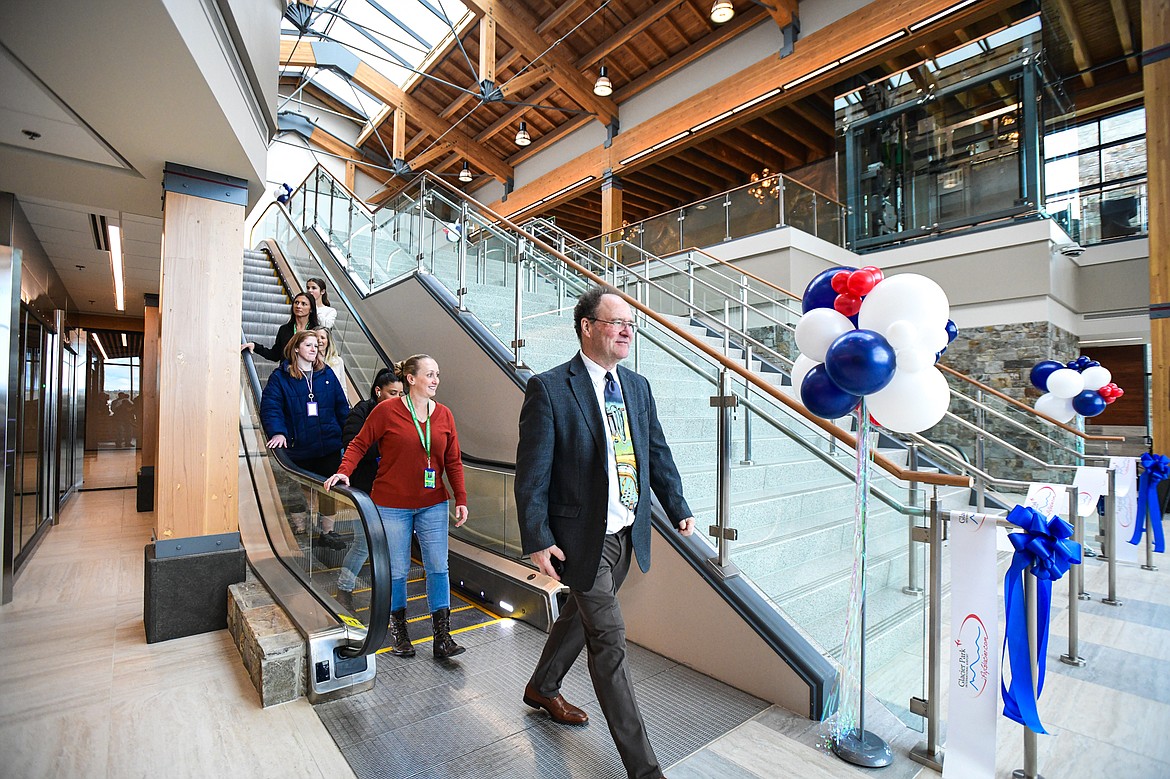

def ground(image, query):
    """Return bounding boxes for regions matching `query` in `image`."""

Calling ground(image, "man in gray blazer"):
[516,284,695,779]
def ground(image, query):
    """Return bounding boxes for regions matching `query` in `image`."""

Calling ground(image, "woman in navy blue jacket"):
[260,330,351,549]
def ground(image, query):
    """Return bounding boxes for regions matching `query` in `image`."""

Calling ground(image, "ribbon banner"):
[1001,506,1082,735]
[1128,453,1169,553]
[943,512,1000,779]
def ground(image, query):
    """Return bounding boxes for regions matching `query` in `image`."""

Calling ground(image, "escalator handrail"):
[240,340,391,658]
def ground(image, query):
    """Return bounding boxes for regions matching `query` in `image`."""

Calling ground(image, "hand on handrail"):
[324,472,349,491]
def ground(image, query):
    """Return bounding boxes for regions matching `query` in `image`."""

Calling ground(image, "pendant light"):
[711,1,734,24]
[593,65,612,97]
[515,121,531,146]
[458,161,472,182]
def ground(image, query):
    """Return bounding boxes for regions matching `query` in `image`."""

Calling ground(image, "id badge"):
[423,468,436,489]
[306,402,319,417]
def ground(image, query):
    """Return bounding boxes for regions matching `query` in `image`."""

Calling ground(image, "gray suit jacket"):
[515,353,692,591]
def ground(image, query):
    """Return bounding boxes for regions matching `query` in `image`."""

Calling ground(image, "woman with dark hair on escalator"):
[325,354,469,659]
[242,292,319,362]
[335,367,403,612]
[306,277,337,330]
[260,330,350,550]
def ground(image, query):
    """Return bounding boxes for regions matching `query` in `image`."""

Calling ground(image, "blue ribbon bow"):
[1129,453,1169,553]
[1001,505,1082,734]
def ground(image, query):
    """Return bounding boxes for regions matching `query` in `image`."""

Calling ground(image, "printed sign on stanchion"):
[1111,457,1140,564]
[943,511,1000,779]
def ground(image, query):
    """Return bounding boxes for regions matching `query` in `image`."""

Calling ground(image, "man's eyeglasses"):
[588,317,638,331]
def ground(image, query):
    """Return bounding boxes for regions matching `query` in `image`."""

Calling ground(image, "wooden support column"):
[479,6,496,90]
[392,106,406,162]
[145,164,247,643]
[601,173,623,238]
[1146,0,1170,451]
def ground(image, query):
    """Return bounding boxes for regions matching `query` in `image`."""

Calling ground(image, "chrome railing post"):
[346,201,354,262]
[457,201,468,311]
[975,390,987,511]
[910,490,942,771]
[741,345,753,465]
[1060,482,1086,667]
[368,221,377,289]
[312,170,320,230]
[722,301,731,356]
[903,443,922,596]
[1101,467,1122,606]
[687,253,696,310]
[1143,467,1158,570]
[512,238,525,368]
[1017,572,1041,779]
[723,193,731,241]
[707,368,739,578]
[777,177,786,227]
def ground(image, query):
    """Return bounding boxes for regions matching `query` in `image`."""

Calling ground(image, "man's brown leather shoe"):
[523,683,589,725]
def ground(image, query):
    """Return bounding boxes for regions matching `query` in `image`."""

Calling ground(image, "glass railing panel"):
[641,211,683,257]
[815,194,842,244]
[783,179,817,235]
[727,184,782,240]
[239,361,379,627]
[681,195,727,248]
[450,464,524,561]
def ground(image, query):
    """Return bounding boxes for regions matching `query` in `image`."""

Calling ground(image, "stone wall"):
[227,577,306,707]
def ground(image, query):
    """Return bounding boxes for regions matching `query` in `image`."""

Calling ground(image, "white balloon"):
[921,326,949,354]
[1080,365,1112,392]
[1035,392,1076,423]
[867,366,950,433]
[795,308,854,363]
[885,320,919,351]
[897,348,934,373]
[859,274,950,338]
[790,354,818,394]
[1046,368,1084,399]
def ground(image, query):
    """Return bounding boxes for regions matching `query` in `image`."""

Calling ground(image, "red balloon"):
[846,269,876,296]
[834,293,862,317]
[1114,387,1124,398]
[862,265,884,284]
[831,271,850,294]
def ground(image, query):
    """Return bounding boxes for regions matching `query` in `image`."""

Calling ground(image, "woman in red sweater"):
[325,354,469,659]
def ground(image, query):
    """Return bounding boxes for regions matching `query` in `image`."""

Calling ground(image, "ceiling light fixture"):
[515,121,531,147]
[92,332,110,361]
[909,0,980,31]
[458,161,472,182]
[107,223,125,312]
[593,65,612,97]
[711,1,735,24]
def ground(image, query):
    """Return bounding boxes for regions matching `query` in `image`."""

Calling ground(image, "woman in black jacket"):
[335,367,402,611]
[243,292,318,362]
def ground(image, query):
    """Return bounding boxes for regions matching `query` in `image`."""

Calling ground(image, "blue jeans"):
[379,502,451,612]
[337,523,369,593]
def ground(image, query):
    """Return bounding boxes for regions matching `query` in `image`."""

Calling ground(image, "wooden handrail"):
[672,247,1125,444]
[412,171,969,488]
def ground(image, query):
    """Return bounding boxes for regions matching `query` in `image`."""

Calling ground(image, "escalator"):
[237,236,783,777]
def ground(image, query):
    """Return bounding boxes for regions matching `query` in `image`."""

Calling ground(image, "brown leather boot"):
[431,607,465,658]
[389,608,415,657]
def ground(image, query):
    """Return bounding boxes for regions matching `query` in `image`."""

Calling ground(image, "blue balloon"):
[801,266,856,314]
[1072,389,1107,417]
[825,329,897,396]
[1030,360,1064,391]
[945,320,958,343]
[801,364,861,419]
[935,347,947,362]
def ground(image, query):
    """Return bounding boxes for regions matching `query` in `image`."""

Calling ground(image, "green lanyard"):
[404,395,431,467]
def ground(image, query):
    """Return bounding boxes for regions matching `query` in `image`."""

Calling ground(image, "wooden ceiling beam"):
[651,156,729,191]
[1110,0,1138,74]
[281,38,513,182]
[577,0,682,67]
[1053,0,1095,87]
[460,0,618,125]
[479,10,497,86]
[755,112,826,155]
[633,167,708,202]
[619,186,679,213]
[765,0,799,30]
[676,147,744,182]
[784,98,835,136]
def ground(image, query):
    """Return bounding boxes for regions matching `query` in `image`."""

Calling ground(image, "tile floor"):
[2,449,1167,778]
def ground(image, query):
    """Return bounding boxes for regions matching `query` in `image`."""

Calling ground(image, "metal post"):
[904,443,922,596]
[1079,475,1092,603]
[741,345,753,465]
[706,368,739,578]
[975,390,986,512]
[1060,483,1085,666]
[722,301,731,356]
[1143,465,1158,569]
[1011,574,1045,779]
[512,238,525,368]
[910,491,943,771]
[1101,467,1122,606]
[457,202,468,311]
[346,202,353,261]
[686,254,695,310]
[368,221,377,289]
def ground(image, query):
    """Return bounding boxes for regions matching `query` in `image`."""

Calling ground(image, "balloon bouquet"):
[794,265,956,434]
[1029,356,1123,423]
[797,265,955,761]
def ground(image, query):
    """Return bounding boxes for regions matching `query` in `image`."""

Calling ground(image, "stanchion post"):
[1078,475,1093,601]
[904,443,922,596]
[909,492,943,772]
[1102,468,1122,606]
[1011,574,1045,779]
[1060,484,1085,667]
[1142,475,1158,568]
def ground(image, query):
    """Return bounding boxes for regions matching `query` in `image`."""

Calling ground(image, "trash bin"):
[137,465,154,512]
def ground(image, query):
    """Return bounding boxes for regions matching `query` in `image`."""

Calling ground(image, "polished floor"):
[2,450,1168,777]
